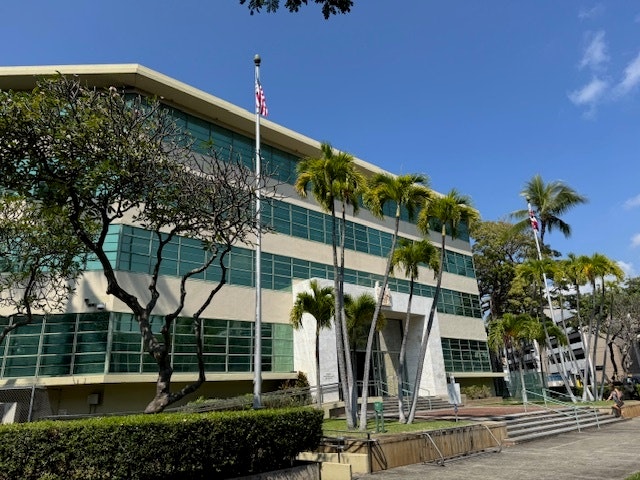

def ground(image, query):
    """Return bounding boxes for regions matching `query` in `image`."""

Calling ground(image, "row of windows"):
[0,313,293,379]
[107,225,481,318]
[441,338,492,373]
[263,199,476,278]
[163,102,471,240]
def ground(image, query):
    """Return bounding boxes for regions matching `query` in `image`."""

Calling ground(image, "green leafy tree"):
[407,189,480,423]
[0,194,89,343]
[389,238,438,422]
[240,0,353,18]
[471,220,537,319]
[295,142,365,428]
[358,173,431,430]
[290,280,335,405]
[0,75,263,413]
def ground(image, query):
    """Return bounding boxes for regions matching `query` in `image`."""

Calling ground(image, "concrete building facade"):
[0,64,499,417]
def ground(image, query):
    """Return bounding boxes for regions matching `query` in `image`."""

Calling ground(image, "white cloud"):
[616,50,640,96]
[580,31,608,70]
[617,260,636,278]
[631,233,640,248]
[578,4,605,20]
[568,77,608,107]
[624,194,640,209]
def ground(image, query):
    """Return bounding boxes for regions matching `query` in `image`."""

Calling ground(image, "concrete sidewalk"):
[354,417,640,480]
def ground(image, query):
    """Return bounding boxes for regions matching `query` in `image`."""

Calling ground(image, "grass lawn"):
[323,417,470,437]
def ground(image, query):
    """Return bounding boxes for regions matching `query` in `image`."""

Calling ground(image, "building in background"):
[0,65,498,417]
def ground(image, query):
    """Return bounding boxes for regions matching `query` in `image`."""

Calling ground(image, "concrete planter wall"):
[301,422,506,475]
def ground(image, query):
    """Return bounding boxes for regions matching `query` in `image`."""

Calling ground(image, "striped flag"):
[529,207,539,232]
[255,80,268,116]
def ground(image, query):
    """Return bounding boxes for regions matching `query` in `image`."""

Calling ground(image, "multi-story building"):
[0,64,499,418]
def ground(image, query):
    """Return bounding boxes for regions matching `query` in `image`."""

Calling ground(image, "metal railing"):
[523,389,600,432]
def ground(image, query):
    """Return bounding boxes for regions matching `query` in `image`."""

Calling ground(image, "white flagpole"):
[253,54,263,409]
[526,198,576,402]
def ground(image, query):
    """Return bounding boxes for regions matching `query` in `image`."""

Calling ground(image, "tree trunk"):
[358,213,400,430]
[397,282,414,423]
[315,327,323,405]
[329,204,352,428]
[407,228,445,423]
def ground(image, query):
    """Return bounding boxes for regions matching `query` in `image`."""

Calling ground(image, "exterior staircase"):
[502,406,625,445]
[380,395,451,413]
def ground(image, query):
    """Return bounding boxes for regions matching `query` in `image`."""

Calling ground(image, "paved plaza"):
[355,414,640,480]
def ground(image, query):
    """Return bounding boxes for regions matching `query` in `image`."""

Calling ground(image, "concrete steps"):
[503,406,625,445]
[381,395,452,413]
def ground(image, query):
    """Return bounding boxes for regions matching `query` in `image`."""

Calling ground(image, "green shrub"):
[462,385,491,400]
[0,407,323,480]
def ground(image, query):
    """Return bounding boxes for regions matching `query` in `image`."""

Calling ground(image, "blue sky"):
[2,1,640,277]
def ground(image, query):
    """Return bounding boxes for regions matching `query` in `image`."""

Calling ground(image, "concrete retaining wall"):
[301,422,506,475]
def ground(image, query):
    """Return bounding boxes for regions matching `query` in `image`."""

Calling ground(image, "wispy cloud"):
[578,4,605,20]
[631,233,640,248]
[624,194,640,209]
[616,50,640,96]
[580,31,608,70]
[617,260,635,278]
[568,77,608,108]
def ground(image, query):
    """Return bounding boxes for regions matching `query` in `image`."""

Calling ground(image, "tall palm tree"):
[290,280,335,405]
[344,292,386,401]
[513,174,587,244]
[549,257,587,390]
[389,238,439,423]
[559,253,594,399]
[407,189,480,423]
[358,173,431,430]
[295,142,366,428]
[487,313,538,400]
[514,258,575,399]
[581,252,624,399]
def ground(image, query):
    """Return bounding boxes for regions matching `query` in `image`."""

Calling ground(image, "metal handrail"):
[541,388,575,404]
[523,389,600,432]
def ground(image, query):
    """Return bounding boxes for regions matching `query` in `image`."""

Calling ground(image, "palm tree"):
[290,280,335,405]
[407,189,480,423]
[581,253,624,399]
[358,173,431,430]
[513,174,587,244]
[549,257,587,390]
[344,292,386,402]
[389,238,439,422]
[514,258,575,399]
[487,313,538,400]
[295,142,366,428]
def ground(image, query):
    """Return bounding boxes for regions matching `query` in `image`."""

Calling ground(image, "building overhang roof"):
[0,64,386,176]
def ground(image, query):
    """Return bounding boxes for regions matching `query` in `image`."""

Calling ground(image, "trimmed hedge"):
[0,407,323,480]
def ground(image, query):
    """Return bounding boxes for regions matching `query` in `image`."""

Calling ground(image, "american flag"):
[529,207,539,232]
[255,80,268,116]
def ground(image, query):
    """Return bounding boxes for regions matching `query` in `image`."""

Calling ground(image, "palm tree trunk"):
[315,326,323,405]
[330,203,352,428]
[397,280,414,423]
[407,227,446,423]
[358,213,400,430]
[339,201,357,427]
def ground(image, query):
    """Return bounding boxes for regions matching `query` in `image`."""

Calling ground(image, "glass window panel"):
[204,355,226,372]
[228,356,251,372]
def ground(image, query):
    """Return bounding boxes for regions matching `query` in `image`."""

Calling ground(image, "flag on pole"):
[528,207,539,232]
[255,80,268,116]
